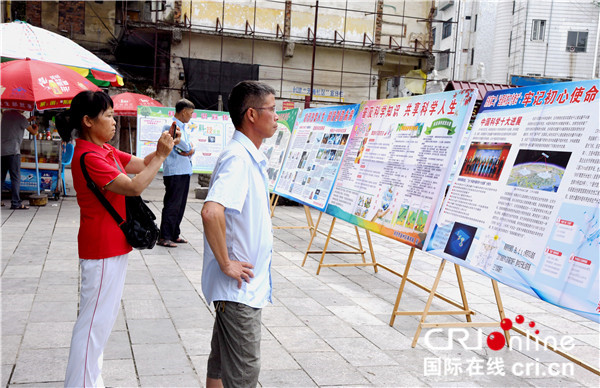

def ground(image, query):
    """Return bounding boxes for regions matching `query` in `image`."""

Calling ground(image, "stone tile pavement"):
[1,174,599,387]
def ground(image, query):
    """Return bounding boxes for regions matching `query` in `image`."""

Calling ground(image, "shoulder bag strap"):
[80,152,125,226]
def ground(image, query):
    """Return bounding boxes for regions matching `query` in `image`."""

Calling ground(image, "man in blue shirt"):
[201,81,278,388]
[158,99,195,247]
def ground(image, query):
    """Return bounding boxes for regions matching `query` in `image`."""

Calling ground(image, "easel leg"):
[270,194,280,218]
[365,230,378,273]
[491,279,510,345]
[304,205,314,235]
[389,247,415,326]
[302,212,323,267]
[355,226,367,265]
[316,217,336,275]
[412,259,446,347]
[455,264,472,323]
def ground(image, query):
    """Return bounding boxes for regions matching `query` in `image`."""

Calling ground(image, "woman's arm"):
[105,132,174,196]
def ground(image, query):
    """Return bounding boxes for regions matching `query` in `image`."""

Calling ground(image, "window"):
[471,48,475,66]
[531,19,546,41]
[566,31,588,52]
[474,14,477,32]
[442,18,452,39]
[432,27,436,45]
[439,50,450,70]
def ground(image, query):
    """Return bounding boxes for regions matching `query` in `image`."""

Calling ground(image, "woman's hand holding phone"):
[169,122,182,145]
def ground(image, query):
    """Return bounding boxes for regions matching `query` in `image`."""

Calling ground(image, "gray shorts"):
[207,301,262,387]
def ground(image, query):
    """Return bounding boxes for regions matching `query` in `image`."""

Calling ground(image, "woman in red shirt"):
[56,91,176,387]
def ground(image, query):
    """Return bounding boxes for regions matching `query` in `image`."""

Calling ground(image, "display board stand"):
[388,249,477,327]
[301,212,377,275]
[270,194,315,236]
[409,259,509,347]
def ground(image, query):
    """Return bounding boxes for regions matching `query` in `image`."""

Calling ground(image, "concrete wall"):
[168,0,431,107]
[169,33,379,107]
[37,1,116,54]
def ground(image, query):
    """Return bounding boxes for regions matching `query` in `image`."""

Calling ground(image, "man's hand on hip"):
[222,260,254,289]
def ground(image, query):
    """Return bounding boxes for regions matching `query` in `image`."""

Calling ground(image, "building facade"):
[2,1,436,109]
[431,0,600,85]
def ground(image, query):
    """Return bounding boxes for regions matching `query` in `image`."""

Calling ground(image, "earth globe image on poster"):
[506,149,571,192]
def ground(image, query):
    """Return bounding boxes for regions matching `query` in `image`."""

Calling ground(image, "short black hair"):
[175,98,195,113]
[228,81,276,129]
[55,90,113,142]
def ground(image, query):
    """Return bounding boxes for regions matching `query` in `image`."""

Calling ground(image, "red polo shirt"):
[72,139,133,259]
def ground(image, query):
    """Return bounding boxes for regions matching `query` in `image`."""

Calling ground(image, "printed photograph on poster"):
[506,149,572,192]
[459,142,511,181]
[443,222,478,260]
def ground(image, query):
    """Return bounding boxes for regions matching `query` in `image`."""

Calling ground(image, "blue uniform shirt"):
[202,130,273,308]
[162,116,193,176]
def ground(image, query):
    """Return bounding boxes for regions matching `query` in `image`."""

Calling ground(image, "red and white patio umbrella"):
[111,92,163,116]
[0,58,100,111]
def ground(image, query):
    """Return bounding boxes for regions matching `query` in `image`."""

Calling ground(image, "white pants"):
[65,254,128,388]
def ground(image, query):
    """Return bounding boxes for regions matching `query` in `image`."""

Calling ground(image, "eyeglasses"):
[241,105,277,117]
[253,106,276,113]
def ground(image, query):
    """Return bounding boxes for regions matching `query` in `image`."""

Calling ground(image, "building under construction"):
[3,0,436,110]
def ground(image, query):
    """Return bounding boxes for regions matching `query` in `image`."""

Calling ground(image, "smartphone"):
[169,122,177,138]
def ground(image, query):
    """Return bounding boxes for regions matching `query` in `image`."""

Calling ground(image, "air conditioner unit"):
[439,0,454,11]
[377,51,385,66]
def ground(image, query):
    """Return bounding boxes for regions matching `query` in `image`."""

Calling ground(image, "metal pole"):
[309,1,319,102]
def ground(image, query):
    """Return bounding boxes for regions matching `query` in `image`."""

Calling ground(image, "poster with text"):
[273,104,359,211]
[326,89,477,249]
[426,80,600,322]
[258,108,299,191]
[136,106,235,173]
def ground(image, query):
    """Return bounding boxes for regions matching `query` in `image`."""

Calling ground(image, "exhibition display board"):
[136,106,235,173]
[426,80,599,323]
[258,108,299,191]
[273,104,360,212]
[326,90,477,249]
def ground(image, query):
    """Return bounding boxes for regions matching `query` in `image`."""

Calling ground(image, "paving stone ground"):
[2,173,598,387]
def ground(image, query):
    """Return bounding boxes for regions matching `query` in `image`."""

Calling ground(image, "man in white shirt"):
[201,81,278,388]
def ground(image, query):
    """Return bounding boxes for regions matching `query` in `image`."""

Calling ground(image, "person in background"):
[55,91,178,387]
[1,109,39,209]
[157,98,195,247]
[201,81,278,388]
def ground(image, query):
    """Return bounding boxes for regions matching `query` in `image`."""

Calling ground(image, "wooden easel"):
[388,249,478,327]
[270,194,314,236]
[302,217,470,317]
[301,211,377,275]
[408,259,510,347]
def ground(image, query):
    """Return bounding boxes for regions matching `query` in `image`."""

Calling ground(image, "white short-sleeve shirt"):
[201,130,273,308]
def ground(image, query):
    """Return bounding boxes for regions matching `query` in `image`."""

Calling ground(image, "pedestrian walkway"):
[1,174,599,387]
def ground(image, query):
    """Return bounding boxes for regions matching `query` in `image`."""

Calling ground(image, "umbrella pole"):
[29,134,47,206]
[129,119,133,155]
[33,136,41,195]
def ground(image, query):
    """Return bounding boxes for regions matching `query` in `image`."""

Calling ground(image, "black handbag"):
[80,152,159,250]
